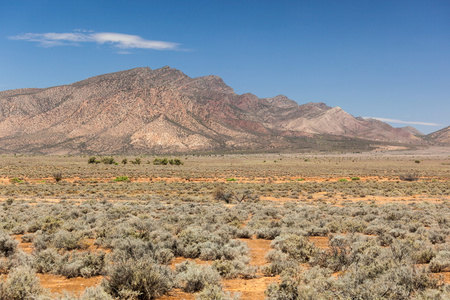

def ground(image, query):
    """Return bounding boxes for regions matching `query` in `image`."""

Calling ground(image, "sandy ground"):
[37,274,103,296]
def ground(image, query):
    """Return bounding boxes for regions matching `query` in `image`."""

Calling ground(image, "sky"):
[1,0,449,134]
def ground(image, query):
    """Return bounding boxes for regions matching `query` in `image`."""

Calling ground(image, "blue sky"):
[1,0,449,134]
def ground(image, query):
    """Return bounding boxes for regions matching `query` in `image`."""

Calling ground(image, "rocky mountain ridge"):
[426,126,450,145]
[0,66,444,154]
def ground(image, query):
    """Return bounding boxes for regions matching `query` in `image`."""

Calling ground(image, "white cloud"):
[92,32,177,50]
[364,117,443,126]
[9,31,179,50]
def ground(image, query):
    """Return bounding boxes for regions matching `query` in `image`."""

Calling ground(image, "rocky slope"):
[0,66,432,154]
[426,126,450,145]
[400,126,424,136]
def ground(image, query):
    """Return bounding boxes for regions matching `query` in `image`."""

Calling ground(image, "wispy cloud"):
[364,117,443,126]
[9,31,179,50]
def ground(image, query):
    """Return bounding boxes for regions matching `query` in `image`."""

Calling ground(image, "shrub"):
[271,234,317,263]
[131,157,142,165]
[226,178,237,181]
[88,156,98,164]
[213,187,233,204]
[34,248,61,273]
[101,157,115,164]
[400,173,419,181]
[263,250,295,276]
[176,261,221,293]
[53,230,84,250]
[338,178,348,182]
[428,230,446,244]
[212,257,255,279]
[104,259,174,299]
[233,190,259,203]
[213,188,258,204]
[0,251,34,274]
[169,159,183,165]
[0,230,18,257]
[9,177,24,184]
[255,227,281,240]
[121,158,128,165]
[236,228,252,239]
[58,251,106,278]
[1,267,44,300]
[429,251,450,273]
[195,284,240,300]
[79,286,114,300]
[351,177,360,181]
[53,172,63,182]
[114,176,129,182]
[153,158,168,165]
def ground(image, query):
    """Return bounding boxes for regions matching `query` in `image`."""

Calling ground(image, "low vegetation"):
[0,153,447,299]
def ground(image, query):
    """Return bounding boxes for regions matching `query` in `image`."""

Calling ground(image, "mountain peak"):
[191,75,234,94]
[0,67,429,154]
[401,126,424,136]
[264,95,297,108]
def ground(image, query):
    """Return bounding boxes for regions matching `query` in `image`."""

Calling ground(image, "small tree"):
[399,173,419,181]
[131,158,141,165]
[153,158,168,165]
[169,158,183,165]
[53,172,63,183]
[101,157,116,164]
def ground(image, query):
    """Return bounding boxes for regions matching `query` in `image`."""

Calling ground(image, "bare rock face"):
[426,126,450,145]
[0,66,428,154]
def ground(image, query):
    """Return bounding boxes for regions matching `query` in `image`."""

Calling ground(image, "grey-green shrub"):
[104,258,174,299]
[271,234,316,263]
[176,261,221,293]
[195,284,240,300]
[0,230,18,257]
[429,250,450,272]
[0,267,44,300]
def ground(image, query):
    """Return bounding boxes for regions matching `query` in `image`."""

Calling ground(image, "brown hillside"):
[427,126,450,145]
[0,66,424,154]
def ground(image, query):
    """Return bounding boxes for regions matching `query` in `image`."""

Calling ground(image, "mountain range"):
[0,66,447,154]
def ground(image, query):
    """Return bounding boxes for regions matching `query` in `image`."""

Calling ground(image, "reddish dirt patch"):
[439,271,450,284]
[12,235,33,254]
[83,238,111,253]
[158,288,195,300]
[37,274,103,296]
[308,236,330,250]
[240,238,272,266]
[223,276,280,299]
[432,271,450,284]
[218,238,280,299]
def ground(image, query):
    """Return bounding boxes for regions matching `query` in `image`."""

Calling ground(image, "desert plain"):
[0,147,449,299]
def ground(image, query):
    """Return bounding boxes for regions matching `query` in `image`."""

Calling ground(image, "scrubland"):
[0,150,449,299]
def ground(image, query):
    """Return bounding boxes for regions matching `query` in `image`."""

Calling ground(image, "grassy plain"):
[0,147,449,299]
